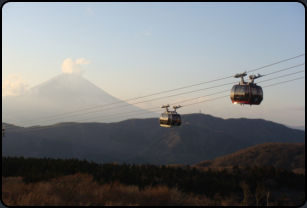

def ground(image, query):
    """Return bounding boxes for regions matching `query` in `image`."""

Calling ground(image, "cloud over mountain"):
[61,58,91,76]
[2,74,29,97]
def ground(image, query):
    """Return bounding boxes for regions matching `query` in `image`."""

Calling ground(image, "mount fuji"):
[2,73,159,127]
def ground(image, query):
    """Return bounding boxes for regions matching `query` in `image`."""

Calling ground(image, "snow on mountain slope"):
[30,73,121,106]
[2,73,158,127]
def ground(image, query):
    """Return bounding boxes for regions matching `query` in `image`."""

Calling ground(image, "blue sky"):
[2,2,305,126]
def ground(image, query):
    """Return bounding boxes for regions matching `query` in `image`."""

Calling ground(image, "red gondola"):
[230,72,264,106]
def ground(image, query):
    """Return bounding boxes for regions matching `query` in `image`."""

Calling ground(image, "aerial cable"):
[55,76,307,128]
[6,75,305,134]
[259,70,305,82]
[5,64,304,130]
[4,63,305,131]
[5,89,233,133]
[4,54,304,128]
[4,68,305,131]
[8,81,240,127]
[173,71,305,107]
[183,77,304,108]
[263,63,305,76]
[3,76,233,127]
[6,76,305,134]
[6,96,229,133]
[261,77,305,88]
[245,54,305,73]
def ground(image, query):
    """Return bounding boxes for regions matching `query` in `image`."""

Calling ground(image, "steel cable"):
[6,74,305,133]
[3,54,304,128]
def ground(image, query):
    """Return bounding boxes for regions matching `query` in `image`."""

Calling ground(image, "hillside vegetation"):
[2,114,305,165]
[2,156,305,206]
[195,143,305,171]
[2,174,239,206]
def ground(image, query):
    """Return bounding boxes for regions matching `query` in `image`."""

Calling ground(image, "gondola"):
[159,104,182,128]
[230,72,263,106]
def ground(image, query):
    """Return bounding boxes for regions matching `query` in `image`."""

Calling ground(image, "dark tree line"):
[2,156,304,197]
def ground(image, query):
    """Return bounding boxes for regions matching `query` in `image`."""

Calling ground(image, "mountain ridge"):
[2,113,304,165]
[285,125,305,131]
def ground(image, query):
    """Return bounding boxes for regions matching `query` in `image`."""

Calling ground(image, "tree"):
[266,188,271,206]
[240,180,252,206]
[255,182,266,206]
[232,165,240,174]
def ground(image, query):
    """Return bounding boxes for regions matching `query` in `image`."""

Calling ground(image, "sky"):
[2,2,305,126]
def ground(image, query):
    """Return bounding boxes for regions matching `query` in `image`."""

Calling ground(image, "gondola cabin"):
[230,84,263,105]
[230,72,264,106]
[159,104,182,128]
[159,113,182,128]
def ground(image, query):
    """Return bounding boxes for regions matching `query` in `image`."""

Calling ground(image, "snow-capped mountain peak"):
[2,73,158,126]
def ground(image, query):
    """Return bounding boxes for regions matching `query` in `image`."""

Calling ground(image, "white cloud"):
[61,58,91,76]
[135,27,153,37]
[76,58,91,65]
[2,74,29,97]
[85,7,94,16]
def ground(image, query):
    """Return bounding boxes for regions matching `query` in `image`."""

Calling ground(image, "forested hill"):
[195,142,305,171]
[2,156,305,198]
[2,114,305,165]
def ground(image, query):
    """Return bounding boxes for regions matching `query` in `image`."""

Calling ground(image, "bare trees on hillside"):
[240,180,271,206]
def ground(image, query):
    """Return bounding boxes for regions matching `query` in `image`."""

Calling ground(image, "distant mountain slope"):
[2,114,305,165]
[181,114,305,145]
[29,73,121,106]
[135,123,252,165]
[195,142,305,170]
[285,125,305,131]
[2,73,158,126]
